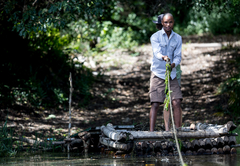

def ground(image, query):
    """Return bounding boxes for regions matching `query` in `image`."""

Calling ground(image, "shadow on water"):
[1,153,240,166]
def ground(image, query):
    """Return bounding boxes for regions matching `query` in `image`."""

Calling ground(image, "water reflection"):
[0,153,239,166]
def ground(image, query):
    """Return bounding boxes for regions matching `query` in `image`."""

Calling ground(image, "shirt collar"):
[160,28,175,38]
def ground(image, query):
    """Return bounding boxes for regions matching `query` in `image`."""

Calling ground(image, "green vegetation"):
[164,62,172,111]
[1,0,240,159]
[0,120,16,157]
[0,0,239,109]
[233,125,240,144]
[218,53,240,123]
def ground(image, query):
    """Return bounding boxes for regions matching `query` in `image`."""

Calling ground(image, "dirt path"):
[1,35,240,140]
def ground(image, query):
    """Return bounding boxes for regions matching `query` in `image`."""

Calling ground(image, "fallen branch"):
[19,136,49,147]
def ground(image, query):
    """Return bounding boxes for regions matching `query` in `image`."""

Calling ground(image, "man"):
[149,13,182,131]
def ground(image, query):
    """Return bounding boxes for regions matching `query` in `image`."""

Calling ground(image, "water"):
[0,153,239,166]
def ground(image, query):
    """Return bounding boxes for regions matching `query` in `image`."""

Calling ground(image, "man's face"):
[161,15,174,32]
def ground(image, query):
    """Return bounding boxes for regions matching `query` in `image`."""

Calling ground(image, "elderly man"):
[149,13,182,131]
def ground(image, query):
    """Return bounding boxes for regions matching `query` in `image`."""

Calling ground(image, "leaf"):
[19,27,25,36]
[45,114,56,119]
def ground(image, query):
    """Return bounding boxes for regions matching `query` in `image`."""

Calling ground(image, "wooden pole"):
[68,72,73,153]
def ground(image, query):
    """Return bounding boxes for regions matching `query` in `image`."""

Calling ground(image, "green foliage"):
[99,22,138,49]
[174,3,240,35]
[218,57,240,121]
[164,62,172,111]
[233,125,240,144]
[0,119,16,157]
[1,0,105,37]
[0,14,94,107]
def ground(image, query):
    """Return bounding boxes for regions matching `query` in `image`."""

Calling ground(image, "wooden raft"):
[99,121,238,155]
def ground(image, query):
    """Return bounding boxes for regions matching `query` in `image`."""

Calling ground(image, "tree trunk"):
[223,145,230,154]
[197,148,205,155]
[185,150,193,155]
[217,148,223,154]
[221,136,229,145]
[211,147,218,154]
[187,141,192,151]
[205,149,211,155]
[192,139,200,150]
[198,139,205,148]
[229,136,236,146]
[211,138,217,147]
[154,141,162,152]
[204,138,212,149]
[215,137,224,147]
[231,148,237,154]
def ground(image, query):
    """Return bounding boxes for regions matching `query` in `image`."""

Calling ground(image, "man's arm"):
[150,34,166,60]
[172,36,182,68]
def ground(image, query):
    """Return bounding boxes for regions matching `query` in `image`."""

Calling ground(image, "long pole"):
[68,72,73,152]
[166,60,185,166]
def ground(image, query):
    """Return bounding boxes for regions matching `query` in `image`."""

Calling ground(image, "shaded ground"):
[1,35,240,141]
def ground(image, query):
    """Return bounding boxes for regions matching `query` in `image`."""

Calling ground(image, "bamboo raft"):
[98,121,238,156]
[18,121,238,156]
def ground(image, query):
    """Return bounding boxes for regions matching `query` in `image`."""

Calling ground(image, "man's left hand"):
[171,63,175,69]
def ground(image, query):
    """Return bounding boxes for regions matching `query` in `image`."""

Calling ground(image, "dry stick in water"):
[68,72,73,152]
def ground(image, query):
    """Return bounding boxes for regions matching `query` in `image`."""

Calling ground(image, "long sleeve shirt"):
[150,29,182,80]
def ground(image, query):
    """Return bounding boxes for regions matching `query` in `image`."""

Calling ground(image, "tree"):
[1,0,106,36]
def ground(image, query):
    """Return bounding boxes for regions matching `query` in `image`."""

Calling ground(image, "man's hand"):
[162,56,175,68]
[162,55,169,61]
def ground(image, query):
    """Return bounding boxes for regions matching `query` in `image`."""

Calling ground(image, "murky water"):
[0,153,239,166]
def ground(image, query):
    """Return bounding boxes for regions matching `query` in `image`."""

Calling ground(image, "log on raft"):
[124,130,237,140]
[100,121,238,141]
[214,137,224,147]
[99,136,133,152]
[101,124,133,141]
[154,141,162,152]
[211,147,218,154]
[192,139,200,150]
[203,138,212,149]
[231,148,237,154]
[223,145,230,154]
[229,136,237,146]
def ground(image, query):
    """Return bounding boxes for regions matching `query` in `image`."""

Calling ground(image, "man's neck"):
[163,29,172,38]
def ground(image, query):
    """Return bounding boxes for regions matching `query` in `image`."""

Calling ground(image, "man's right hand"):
[162,55,170,61]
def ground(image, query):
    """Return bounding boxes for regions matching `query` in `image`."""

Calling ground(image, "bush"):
[174,5,240,36]
[218,56,240,122]
[0,120,16,157]
[0,17,94,108]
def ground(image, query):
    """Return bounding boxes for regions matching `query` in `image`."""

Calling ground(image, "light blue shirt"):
[150,29,182,80]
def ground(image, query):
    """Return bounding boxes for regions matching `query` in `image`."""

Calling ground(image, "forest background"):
[1,0,240,156]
